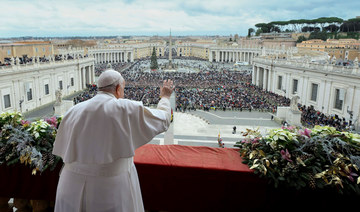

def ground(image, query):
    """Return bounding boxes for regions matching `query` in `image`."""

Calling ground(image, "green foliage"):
[248,28,254,37]
[255,29,262,36]
[150,47,158,70]
[296,35,307,43]
[255,16,359,33]
[235,126,360,194]
[308,31,328,41]
[0,112,62,174]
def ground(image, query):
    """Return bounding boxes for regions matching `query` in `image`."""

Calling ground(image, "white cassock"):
[52,91,171,212]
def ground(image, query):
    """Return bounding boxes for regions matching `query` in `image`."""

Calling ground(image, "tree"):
[296,35,307,43]
[255,28,263,36]
[248,28,254,37]
[150,47,158,70]
[324,24,339,33]
[308,31,328,41]
[255,23,272,33]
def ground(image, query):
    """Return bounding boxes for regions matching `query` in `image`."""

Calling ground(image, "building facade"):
[252,56,360,130]
[297,39,360,61]
[0,57,95,113]
[0,41,55,64]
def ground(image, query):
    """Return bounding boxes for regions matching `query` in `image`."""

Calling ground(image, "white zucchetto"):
[97,69,122,88]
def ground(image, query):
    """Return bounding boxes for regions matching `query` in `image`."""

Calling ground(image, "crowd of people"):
[1,54,88,66]
[95,62,129,76]
[73,84,98,105]
[76,59,353,131]
[299,105,351,131]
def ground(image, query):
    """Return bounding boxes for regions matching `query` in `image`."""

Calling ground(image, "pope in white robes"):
[52,69,173,212]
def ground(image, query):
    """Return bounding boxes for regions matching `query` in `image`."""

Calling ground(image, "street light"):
[19,99,24,113]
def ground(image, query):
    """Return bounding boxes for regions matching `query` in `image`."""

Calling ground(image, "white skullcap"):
[97,69,122,88]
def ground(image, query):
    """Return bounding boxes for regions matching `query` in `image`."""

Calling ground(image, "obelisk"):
[168,29,172,69]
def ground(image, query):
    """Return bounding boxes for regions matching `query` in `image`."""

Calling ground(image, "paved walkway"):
[150,111,280,148]
[23,90,84,120]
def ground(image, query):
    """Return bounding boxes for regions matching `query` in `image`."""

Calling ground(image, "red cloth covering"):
[0,163,62,201]
[0,144,267,211]
[134,144,266,212]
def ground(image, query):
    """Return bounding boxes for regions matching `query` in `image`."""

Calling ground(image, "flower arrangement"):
[235,126,360,194]
[0,112,62,175]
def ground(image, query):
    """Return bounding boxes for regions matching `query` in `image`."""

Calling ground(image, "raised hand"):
[160,79,174,99]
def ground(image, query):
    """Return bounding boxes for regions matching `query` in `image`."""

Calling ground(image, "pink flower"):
[252,138,259,144]
[299,128,312,138]
[241,140,249,144]
[288,126,296,131]
[45,116,58,128]
[21,120,30,126]
[280,149,292,162]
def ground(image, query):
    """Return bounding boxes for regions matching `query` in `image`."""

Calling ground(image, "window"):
[292,79,298,94]
[4,94,11,108]
[27,88,33,101]
[45,84,49,95]
[277,76,282,90]
[59,81,63,90]
[7,50,11,55]
[310,83,318,102]
[43,48,45,52]
[334,89,344,110]
[71,78,74,86]
[35,48,38,52]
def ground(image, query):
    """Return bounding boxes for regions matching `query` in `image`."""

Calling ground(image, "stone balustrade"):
[0,57,94,74]
[253,57,360,76]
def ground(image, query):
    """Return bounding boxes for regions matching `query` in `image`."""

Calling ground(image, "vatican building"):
[0,20,360,211]
[1,35,359,131]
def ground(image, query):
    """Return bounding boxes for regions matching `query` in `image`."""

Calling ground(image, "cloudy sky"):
[0,0,359,37]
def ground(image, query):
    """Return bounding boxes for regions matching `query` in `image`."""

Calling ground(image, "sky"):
[0,0,359,38]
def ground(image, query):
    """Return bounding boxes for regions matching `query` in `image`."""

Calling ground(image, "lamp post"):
[347,106,357,132]
[19,99,24,113]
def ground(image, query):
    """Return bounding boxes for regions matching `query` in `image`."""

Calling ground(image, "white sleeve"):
[132,97,171,149]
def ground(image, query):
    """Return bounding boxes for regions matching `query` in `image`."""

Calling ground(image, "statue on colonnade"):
[354,57,358,67]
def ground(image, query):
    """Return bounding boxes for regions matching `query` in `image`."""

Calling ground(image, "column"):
[267,69,272,91]
[91,65,95,83]
[81,67,86,89]
[256,67,260,86]
[263,69,268,90]
[252,66,256,84]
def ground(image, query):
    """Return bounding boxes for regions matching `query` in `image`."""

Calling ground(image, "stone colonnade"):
[79,65,96,89]
[252,65,273,91]
[209,50,259,63]
[92,51,133,64]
